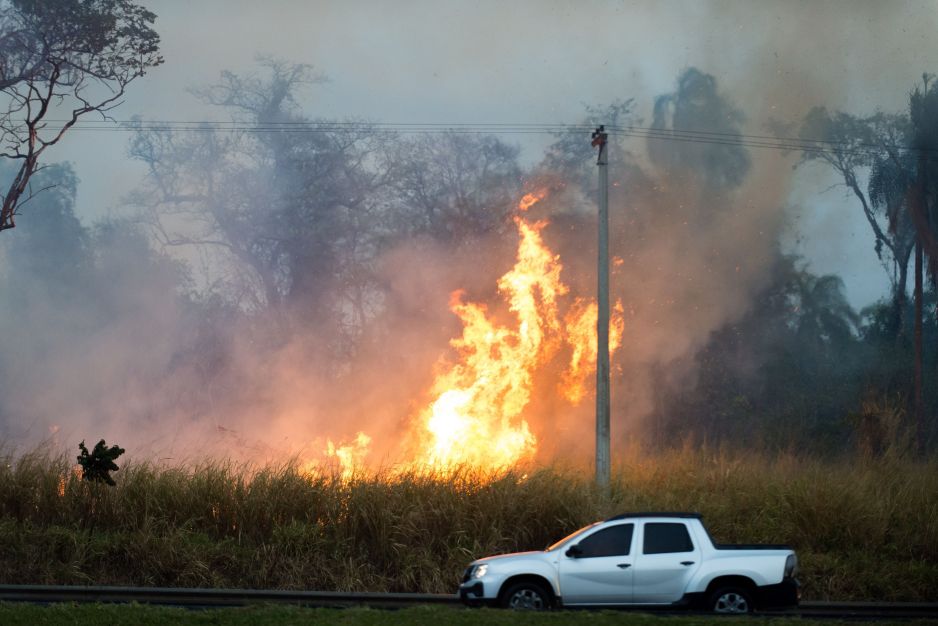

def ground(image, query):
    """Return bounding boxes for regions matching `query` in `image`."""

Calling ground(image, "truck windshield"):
[546,522,600,551]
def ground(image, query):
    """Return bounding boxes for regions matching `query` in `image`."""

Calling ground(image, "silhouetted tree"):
[905,75,938,452]
[129,60,407,365]
[77,439,124,486]
[0,0,162,233]
[657,257,863,450]
[390,132,522,242]
[541,99,637,192]
[796,109,915,339]
[649,68,750,192]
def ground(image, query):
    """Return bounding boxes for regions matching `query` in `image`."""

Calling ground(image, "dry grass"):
[0,445,935,600]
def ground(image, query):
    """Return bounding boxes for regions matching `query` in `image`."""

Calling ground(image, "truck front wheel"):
[708,586,753,614]
[500,580,552,610]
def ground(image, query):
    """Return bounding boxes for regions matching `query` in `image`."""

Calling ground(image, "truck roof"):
[604,512,703,522]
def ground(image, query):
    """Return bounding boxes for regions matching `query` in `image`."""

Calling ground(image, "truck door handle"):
[617,563,631,569]
[681,561,695,566]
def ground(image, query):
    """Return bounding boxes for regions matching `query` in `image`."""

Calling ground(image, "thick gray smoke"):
[0,67,786,466]
[0,163,197,456]
[3,0,938,464]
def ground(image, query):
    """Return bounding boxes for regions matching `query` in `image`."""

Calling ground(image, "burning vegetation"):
[410,192,623,471]
[2,445,937,601]
[3,55,937,474]
[2,1,938,605]
[317,191,623,477]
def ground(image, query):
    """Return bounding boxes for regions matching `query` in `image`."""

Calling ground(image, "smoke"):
[0,167,199,456]
[0,64,866,467]
[504,69,791,457]
[4,0,938,465]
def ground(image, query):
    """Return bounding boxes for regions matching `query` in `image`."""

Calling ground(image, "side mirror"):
[565,544,583,558]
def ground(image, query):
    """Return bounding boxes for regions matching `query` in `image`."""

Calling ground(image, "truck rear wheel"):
[708,586,753,614]
[500,580,551,610]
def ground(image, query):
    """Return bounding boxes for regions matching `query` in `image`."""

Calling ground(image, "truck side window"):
[643,522,694,554]
[577,523,634,558]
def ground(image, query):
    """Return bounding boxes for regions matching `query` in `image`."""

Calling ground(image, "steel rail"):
[1,585,937,618]
[0,585,457,609]
[766,601,938,620]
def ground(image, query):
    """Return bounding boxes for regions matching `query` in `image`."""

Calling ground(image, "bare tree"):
[541,99,637,193]
[390,131,522,242]
[129,60,398,358]
[0,0,162,232]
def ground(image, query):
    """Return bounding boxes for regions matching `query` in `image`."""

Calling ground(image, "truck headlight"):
[472,564,489,579]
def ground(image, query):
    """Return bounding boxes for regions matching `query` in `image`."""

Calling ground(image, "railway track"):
[1,584,937,619]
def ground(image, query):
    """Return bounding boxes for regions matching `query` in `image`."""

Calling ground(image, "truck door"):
[631,521,701,603]
[557,522,634,605]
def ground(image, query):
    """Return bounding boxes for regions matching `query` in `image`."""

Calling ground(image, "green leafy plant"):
[76,439,125,486]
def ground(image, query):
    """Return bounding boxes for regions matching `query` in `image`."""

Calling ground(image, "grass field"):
[0,603,919,626]
[0,446,936,601]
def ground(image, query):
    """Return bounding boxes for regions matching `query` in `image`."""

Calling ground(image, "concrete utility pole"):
[592,125,611,488]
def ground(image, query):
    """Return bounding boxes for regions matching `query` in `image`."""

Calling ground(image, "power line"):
[24,118,938,160]
[46,117,927,151]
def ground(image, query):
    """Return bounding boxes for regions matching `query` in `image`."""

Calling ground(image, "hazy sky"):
[53,0,938,308]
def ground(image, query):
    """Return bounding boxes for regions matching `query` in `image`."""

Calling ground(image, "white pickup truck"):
[458,512,799,613]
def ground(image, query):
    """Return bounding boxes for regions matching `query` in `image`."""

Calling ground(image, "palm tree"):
[871,73,938,455]
[796,109,914,342]
[904,74,938,453]
[869,149,917,337]
[789,273,860,348]
[803,75,938,454]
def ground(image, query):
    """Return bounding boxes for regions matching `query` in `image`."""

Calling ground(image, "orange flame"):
[518,189,548,212]
[561,300,625,403]
[408,189,624,471]
[326,432,371,480]
[58,466,81,497]
[305,190,626,475]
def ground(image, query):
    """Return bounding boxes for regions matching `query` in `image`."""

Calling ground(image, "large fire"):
[316,191,623,477]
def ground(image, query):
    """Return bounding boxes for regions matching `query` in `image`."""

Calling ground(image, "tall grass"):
[0,446,935,600]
